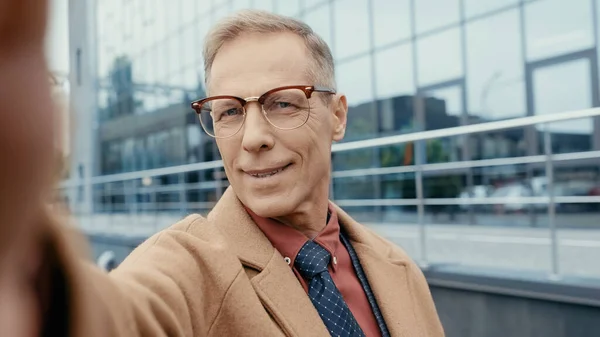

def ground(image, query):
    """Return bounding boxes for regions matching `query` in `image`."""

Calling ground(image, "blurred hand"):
[0,0,54,336]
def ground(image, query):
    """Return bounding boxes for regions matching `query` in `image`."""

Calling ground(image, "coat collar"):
[209,187,419,337]
[208,187,329,336]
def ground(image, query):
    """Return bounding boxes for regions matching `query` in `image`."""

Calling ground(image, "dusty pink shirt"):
[246,204,382,337]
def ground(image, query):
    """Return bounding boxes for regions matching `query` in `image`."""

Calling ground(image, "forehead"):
[209,32,312,97]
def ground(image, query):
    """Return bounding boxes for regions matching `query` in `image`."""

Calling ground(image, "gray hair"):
[203,9,335,93]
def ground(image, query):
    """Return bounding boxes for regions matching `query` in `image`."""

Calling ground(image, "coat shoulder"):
[351,222,415,264]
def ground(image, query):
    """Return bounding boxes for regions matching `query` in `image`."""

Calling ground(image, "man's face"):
[209,32,347,218]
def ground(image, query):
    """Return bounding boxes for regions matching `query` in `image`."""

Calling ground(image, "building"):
[67,0,600,221]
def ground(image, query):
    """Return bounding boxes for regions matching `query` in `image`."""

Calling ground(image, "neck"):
[274,192,330,239]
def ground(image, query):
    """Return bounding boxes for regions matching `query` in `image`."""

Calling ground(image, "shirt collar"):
[245,203,341,269]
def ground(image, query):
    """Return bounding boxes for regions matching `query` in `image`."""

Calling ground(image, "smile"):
[246,164,291,178]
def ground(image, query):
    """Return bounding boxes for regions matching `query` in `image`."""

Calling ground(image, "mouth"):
[245,163,292,178]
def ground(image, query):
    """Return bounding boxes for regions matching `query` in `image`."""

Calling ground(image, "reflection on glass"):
[336,56,374,107]
[463,0,518,18]
[232,0,252,12]
[466,9,525,120]
[302,4,332,49]
[374,43,414,99]
[533,58,593,153]
[525,0,594,61]
[214,3,231,23]
[414,0,460,34]
[333,0,370,59]
[181,0,197,24]
[181,25,195,69]
[416,28,463,86]
[253,0,274,11]
[421,85,462,117]
[276,0,300,17]
[304,0,326,10]
[372,0,411,47]
[167,33,182,75]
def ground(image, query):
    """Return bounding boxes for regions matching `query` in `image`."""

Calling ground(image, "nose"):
[241,103,275,153]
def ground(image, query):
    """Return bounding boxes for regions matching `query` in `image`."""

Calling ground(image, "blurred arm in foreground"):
[0,1,443,336]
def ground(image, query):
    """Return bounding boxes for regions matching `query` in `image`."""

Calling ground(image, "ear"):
[331,94,348,142]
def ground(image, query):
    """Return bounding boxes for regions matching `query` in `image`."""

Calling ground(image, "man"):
[0,3,443,336]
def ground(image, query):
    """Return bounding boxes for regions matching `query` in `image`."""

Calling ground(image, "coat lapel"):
[335,205,422,337]
[209,187,329,337]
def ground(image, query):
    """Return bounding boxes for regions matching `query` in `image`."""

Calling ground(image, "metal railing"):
[61,107,600,278]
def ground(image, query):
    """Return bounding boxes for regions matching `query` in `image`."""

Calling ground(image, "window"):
[372,0,411,47]
[466,9,525,120]
[337,56,374,107]
[181,0,196,25]
[337,56,377,141]
[464,0,519,19]
[166,34,182,75]
[415,0,460,34]
[374,43,414,99]
[232,0,252,12]
[276,0,300,17]
[303,4,332,51]
[304,0,326,10]
[181,24,196,69]
[416,28,463,86]
[253,0,274,11]
[525,0,594,61]
[533,59,593,135]
[213,2,231,23]
[196,15,210,64]
[333,0,370,59]
[165,0,182,34]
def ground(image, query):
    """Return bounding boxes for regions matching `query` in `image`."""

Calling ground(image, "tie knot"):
[294,240,331,280]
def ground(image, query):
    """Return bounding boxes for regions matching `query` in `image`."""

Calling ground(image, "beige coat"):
[50,187,444,336]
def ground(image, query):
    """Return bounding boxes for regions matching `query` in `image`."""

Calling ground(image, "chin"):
[242,192,299,219]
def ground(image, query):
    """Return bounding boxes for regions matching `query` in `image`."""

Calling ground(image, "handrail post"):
[544,124,560,280]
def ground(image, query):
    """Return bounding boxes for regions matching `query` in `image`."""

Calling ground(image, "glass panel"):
[181,24,195,69]
[196,15,211,64]
[304,0,326,10]
[167,34,182,75]
[213,3,230,23]
[533,58,593,153]
[419,89,464,163]
[276,0,300,16]
[374,43,414,100]
[232,0,252,11]
[421,85,463,119]
[155,1,170,41]
[372,0,411,47]
[302,4,332,50]
[253,0,274,11]
[337,56,374,107]
[416,28,463,86]
[464,0,519,18]
[181,0,196,25]
[414,0,460,34]
[466,9,525,121]
[525,0,594,61]
[338,56,376,141]
[333,0,370,59]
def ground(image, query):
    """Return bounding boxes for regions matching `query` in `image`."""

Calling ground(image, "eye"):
[277,101,292,109]
[223,108,239,116]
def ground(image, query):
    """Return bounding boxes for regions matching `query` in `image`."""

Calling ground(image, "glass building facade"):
[87,0,600,237]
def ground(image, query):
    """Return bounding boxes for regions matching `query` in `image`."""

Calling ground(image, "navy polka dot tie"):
[295,240,366,337]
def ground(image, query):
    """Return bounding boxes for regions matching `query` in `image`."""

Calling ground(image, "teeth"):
[251,167,285,178]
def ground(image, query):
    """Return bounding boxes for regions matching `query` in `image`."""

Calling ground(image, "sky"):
[45,0,70,76]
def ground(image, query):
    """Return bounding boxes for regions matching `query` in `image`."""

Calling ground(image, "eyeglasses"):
[191,85,336,138]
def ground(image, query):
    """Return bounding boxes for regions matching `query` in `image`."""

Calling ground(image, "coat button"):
[284,257,291,265]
